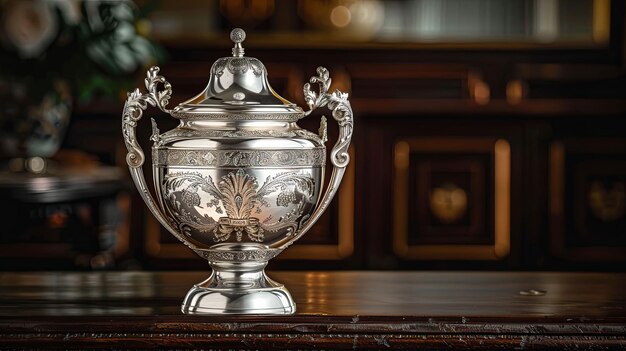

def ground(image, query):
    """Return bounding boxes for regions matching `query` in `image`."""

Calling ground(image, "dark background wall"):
[2,0,625,271]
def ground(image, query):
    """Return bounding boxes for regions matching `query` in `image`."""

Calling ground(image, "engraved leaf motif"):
[303,66,332,115]
[165,190,217,235]
[303,83,317,109]
[127,89,148,109]
[318,66,330,82]
[164,173,189,191]
[245,226,264,242]
[331,89,349,102]
[162,169,316,244]
[219,169,258,219]
[257,172,315,199]
[163,172,221,201]
[144,66,171,113]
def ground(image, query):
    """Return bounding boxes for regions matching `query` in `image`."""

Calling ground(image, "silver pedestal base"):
[181,261,295,315]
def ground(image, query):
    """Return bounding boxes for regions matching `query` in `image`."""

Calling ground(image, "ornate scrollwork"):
[196,248,283,262]
[121,66,200,252]
[154,148,326,168]
[319,116,328,143]
[277,67,354,250]
[163,169,315,244]
[169,111,303,121]
[212,57,265,77]
[150,118,162,147]
[303,67,353,168]
[122,66,171,168]
[157,127,322,146]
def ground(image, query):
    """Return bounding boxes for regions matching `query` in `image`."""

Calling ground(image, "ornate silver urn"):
[121,29,353,314]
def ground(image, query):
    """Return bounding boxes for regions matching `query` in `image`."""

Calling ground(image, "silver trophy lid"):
[170,28,303,121]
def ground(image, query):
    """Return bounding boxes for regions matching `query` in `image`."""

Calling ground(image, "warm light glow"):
[394,141,409,171]
[330,5,351,28]
[26,156,46,173]
[8,158,23,172]
[393,141,410,257]
[473,81,490,105]
[47,211,68,229]
[593,0,610,44]
[494,139,511,259]
[506,80,524,105]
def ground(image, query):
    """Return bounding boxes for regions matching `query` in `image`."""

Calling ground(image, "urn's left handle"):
[121,66,198,250]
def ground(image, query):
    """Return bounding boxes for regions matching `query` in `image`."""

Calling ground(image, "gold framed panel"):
[393,138,511,260]
[549,140,626,261]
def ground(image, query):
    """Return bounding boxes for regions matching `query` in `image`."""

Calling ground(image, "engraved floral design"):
[216,170,261,242]
[168,111,304,121]
[155,149,325,168]
[157,127,322,143]
[163,169,315,243]
[212,57,265,77]
[196,248,282,262]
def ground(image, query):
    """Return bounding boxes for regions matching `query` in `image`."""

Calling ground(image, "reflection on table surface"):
[1,271,625,317]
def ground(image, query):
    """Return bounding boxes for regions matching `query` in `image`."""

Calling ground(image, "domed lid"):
[170,28,303,121]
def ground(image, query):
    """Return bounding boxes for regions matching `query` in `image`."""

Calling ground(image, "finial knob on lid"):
[231,28,246,57]
[230,28,246,43]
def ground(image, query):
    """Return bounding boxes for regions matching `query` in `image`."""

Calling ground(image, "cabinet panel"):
[393,137,510,261]
[550,138,626,262]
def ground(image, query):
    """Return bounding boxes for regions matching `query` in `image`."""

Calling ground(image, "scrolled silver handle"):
[278,67,354,250]
[122,66,199,251]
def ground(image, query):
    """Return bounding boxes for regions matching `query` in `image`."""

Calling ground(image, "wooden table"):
[1,271,625,349]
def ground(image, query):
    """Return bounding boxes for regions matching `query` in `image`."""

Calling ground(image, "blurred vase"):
[0,80,72,160]
[298,0,384,38]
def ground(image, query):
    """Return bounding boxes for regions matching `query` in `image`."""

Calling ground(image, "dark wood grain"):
[0,271,625,349]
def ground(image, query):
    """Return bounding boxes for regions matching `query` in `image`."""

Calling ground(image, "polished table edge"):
[2,315,626,332]
[1,315,625,350]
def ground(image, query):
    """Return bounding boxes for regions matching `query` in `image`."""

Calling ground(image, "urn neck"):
[206,261,270,289]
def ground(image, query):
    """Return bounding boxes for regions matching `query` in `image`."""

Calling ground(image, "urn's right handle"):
[279,67,354,250]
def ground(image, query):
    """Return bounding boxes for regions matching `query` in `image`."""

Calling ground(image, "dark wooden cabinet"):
[43,1,626,271]
[358,119,525,270]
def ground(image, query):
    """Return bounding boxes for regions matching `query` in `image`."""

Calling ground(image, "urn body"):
[152,121,325,251]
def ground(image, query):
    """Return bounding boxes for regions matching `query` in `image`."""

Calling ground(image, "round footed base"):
[181,284,295,314]
[180,264,295,314]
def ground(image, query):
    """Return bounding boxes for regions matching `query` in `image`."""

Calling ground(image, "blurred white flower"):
[84,0,133,32]
[2,0,58,58]
[0,0,163,102]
